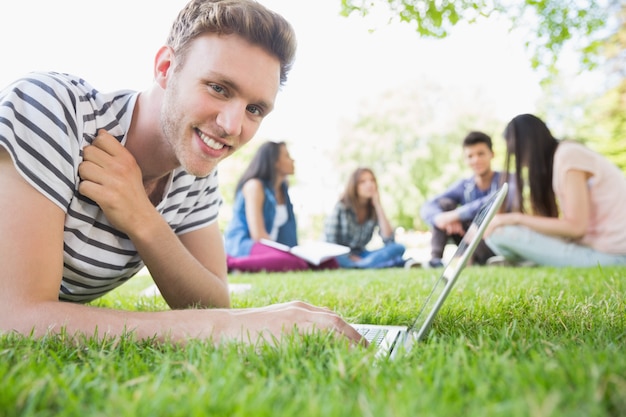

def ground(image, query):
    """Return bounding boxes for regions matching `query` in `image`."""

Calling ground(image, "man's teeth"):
[198,130,225,150]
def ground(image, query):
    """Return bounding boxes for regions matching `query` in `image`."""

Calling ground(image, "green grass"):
[2,266,626,416]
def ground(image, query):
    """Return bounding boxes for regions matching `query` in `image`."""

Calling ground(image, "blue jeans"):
[336,242,406,269]
[486,225,626,267]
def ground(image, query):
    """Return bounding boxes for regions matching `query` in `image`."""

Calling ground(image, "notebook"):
[351,183,508,359]
[259,238,350,266]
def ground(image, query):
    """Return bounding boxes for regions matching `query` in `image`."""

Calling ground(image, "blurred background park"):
[2,0,624,246]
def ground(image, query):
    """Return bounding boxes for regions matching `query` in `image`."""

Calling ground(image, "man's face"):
[160,33,281,177]
[463,143,494,177]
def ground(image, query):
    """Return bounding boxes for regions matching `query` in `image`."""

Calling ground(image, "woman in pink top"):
[485,113,626,267]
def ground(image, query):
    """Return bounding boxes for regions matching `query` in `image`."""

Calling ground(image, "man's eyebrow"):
[215,75,274,112]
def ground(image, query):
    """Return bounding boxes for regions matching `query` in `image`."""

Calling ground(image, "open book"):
[259,239,350,266]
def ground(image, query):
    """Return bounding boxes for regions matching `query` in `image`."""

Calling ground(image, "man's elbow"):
[203,283,231,309]
[209,294,231,309]
[167,285,231,310]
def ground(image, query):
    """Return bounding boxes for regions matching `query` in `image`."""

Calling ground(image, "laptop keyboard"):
[356,327,389,346]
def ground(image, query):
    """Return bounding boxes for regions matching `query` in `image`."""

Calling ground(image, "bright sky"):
[1,1,543,226]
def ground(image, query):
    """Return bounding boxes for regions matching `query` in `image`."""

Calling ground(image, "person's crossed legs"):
[428,197,494,267]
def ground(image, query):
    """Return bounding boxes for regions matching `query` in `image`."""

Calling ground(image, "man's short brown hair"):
[167,0,297,85]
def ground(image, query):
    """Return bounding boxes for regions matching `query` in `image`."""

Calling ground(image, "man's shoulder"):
[423,177,466,204]
[490,171,516,189]
[5,72,91,93]
[449,176,475,192]
[3,71,135,101]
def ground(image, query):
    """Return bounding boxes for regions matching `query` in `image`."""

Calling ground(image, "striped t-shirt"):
[0,72,222,303]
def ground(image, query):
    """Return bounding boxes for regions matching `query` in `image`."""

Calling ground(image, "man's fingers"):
[339,322,369,347]
[77,159,104,185]
[303,306,366,346]
[82,130,122,167]
[253,301,368,346]
[92,129,123,153]
[82,130,125,166]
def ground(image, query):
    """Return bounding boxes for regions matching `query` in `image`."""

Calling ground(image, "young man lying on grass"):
[0,0,362,346]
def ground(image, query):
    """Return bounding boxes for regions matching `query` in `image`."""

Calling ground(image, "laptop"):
[351,183,508,359]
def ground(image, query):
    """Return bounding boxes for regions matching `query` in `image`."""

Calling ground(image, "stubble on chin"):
[159,90,205,176]
[158,82,241,177]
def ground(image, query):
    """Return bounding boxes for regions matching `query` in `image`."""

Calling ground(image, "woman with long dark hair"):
[485,114,626,267]
[224,141,338,272]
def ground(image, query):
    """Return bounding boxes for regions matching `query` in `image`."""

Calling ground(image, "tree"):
[531,4,626,172]
[587,5,626,172]
[339,0,620,83]
[574,79,626,172]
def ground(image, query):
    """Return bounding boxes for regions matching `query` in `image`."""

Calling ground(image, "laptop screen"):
[406,183,508,341]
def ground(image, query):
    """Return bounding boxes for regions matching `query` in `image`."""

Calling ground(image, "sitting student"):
[324,167,410,268]
[224,141,338,272]
[420,131,511,268]
[484,113,626,267]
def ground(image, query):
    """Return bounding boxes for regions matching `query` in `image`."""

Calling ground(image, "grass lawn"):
[2,265,625,416]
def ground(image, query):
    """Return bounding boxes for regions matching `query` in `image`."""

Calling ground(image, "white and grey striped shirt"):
[0,72,221,303]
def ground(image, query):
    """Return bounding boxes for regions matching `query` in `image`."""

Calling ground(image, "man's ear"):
[154,46,175,89]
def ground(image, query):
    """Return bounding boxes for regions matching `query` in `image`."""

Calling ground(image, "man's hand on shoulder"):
[78,129,155,234]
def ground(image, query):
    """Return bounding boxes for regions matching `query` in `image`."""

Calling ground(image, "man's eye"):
[210,84,225,94]
[246,105,262,116]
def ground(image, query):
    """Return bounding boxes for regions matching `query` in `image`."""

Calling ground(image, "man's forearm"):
[126,213,230,309]
[1,299,364,347]
[2,299,230,342]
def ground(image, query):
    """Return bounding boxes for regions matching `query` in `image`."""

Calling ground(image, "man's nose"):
[216,102,245,137]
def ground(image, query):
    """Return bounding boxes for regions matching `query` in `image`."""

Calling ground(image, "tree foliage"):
[575,6,626,172]
[339,0,619,82]
[575,77,626,173]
